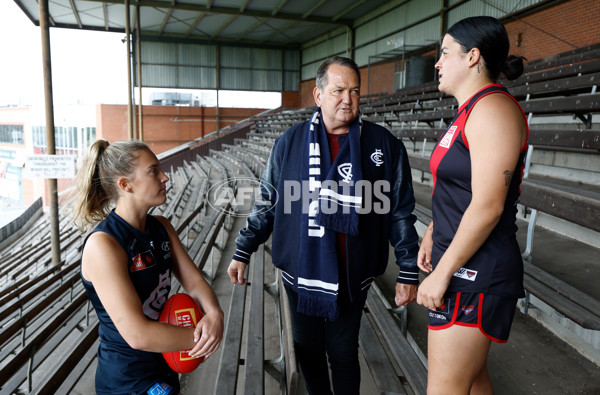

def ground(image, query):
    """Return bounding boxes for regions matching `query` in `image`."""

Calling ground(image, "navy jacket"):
[234,119,419,300]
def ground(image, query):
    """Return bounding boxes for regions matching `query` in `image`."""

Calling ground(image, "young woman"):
[72,140,223,395]
[416,16,528,394]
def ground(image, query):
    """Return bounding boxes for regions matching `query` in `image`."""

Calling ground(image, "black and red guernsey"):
[429,84,529,298]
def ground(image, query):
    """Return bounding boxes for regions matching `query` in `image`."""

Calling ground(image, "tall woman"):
[417,16,528,394]
[72,140,223,395]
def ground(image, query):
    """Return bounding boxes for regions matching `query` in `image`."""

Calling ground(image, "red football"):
[159,293,205,373]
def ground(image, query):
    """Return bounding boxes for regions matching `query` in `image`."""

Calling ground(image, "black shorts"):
[427,292,517,343]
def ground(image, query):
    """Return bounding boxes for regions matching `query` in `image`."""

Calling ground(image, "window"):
[31,126,96,155]
[0,124,24,145]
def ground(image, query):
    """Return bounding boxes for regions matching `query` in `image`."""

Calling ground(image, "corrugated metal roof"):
[12,0,391,48]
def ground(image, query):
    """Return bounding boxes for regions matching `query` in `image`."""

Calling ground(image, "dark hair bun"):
[503,55,527,80]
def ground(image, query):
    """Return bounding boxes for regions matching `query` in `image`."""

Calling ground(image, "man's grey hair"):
[315,56,361,90]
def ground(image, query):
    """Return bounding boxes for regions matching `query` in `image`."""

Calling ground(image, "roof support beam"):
[68,0,83,28]
[125,0,134,140]
[38,0,61,268]
[240,0,251,12]
[82,0,351,25]
[302,0,326,19]
[285,24,324,45]
[333,0,367,21]
[103,3,109,30]
[135,5,143,141]
[185,12,207,37]
[263,20,298,43]
[158,8,173,34]
[236,17,267,41]
[271,0,288,16]
[212,15,237,39]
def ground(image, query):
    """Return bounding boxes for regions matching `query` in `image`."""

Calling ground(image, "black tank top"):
[429,85,528,298]
[81,210,174,394]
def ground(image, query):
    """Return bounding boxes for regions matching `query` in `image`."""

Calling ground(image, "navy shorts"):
[427,292,517,343]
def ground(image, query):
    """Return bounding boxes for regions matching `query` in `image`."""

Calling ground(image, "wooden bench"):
[371,81,600,131]
[520,44,600,73]
[360,283,428,395]
[245,131,282,141]
[212,149,256,179]
[214,244,297,395]
[0,256,90,394]
[222,144,267,178]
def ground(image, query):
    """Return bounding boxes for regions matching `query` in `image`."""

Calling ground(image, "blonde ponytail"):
[71,139,152,231]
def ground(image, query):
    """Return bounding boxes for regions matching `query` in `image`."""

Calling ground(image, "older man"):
[228,56,419,394]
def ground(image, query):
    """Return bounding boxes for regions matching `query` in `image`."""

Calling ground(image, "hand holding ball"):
[159,293,205,373]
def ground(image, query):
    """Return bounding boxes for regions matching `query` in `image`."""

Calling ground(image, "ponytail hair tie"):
[98,141,109,157]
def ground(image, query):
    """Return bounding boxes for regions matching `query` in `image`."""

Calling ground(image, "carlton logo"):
[370,149,384,166]
[207,177,277,218]
[337,163,353,183]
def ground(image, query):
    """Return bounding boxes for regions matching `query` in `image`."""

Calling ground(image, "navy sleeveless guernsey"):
[429,84,528,298]
[81,211,177,394]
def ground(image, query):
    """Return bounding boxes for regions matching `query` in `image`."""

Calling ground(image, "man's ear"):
[313,86,322,106]
[118,177,132,193]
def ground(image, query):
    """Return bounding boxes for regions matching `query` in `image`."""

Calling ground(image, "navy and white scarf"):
[296,108,363,320]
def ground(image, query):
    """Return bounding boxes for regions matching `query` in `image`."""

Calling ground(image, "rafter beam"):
[103,3,109,30]
[158,8,173,34]
[333,0,367,21]
[185,12,207,37]
[68,0,83,28]
[302,0,326,19]
[236,17,267,41]
[82,0,351,26]
[263,20,298,43]
[285,23,323,45]
[240,0,251,12]
[272,0,288,16]
[211,14,237,39]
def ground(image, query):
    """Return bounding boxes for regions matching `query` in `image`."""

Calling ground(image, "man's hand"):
[227,260,248,285]
[394,283,417,306]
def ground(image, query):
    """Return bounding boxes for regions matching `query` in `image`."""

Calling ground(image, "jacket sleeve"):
[389,140,420,285]
[232,139,280,264]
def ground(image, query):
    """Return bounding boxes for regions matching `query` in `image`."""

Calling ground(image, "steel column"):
[39,0,61,268]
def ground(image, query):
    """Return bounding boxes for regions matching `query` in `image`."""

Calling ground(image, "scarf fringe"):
[297,293,340,321]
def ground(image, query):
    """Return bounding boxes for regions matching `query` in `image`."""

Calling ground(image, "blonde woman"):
[72,140,223,395]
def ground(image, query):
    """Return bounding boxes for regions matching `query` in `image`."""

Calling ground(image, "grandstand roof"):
[12,0,390,48]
